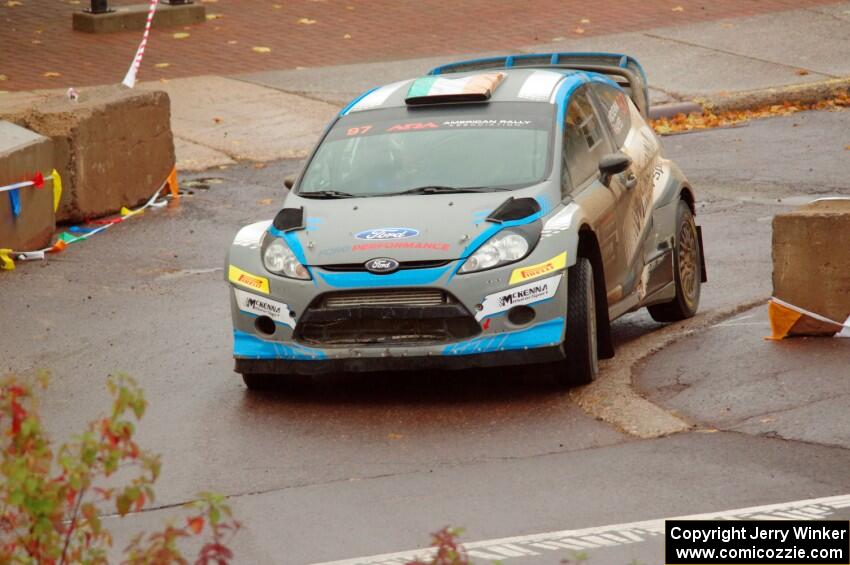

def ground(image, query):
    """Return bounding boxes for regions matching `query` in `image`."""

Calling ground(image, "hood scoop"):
[486,197,541,223]
[273,207,304,232]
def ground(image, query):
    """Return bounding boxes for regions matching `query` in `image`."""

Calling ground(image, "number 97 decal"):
[347,125,372,136]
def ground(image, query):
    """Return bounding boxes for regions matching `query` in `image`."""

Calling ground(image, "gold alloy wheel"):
[678,217,699,310]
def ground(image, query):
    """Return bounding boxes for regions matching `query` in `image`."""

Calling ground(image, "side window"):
[563,88,613,191]
[593,84,631,148]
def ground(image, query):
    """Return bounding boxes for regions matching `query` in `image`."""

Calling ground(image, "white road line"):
[311,494,850,565]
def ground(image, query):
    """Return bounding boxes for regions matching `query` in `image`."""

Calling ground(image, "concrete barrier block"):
[772,199,850,326]
[0,85,175,223]
[0,122,55,251]
[72,2,206,33]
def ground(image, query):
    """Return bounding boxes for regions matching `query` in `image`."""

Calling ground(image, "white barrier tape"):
[122,0,159,88]
[9,179,170,262]
[0,175,54,194]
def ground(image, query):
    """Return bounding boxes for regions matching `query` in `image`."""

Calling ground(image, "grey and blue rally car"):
[226,52,706,389]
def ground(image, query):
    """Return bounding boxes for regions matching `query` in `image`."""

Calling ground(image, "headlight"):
[263,237,311,280]
[458,230,531,274]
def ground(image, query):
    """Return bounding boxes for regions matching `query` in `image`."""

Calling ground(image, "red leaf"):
[187,516,204,535]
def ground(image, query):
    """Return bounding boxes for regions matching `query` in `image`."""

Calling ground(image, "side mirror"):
[284,176,295,189]
[599,152,631,186]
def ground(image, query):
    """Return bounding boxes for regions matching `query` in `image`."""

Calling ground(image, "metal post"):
[86,0,112,14]
[163,0,193,4]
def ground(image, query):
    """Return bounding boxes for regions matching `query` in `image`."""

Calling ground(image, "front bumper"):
[229,252,571,375]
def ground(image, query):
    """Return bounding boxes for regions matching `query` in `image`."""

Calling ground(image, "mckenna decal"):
[476,274,562,321]
[234,288,294,328]
[354,228,420,241]
[509,252,567,285]
[228,265,270,294]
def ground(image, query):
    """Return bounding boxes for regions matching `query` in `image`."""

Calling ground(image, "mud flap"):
[697,225,708,283]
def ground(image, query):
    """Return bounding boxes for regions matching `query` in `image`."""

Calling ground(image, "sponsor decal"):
[476,274,562,321]
[365,257,399,274]
[234,288,294,328]
[508,252,567,285]
[443,119,533,128]
[386,122,439,132]
[228,265,270,294]
[352,241,449,252]
[354,228,419,241]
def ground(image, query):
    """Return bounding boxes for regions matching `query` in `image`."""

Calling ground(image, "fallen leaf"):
[227,40,238,44]
[5,1,22,7]
[172,32,190,39]
[387,433,403,440]
[295,66,307,70]
[205,13,222,20]
[795,69,809,76]
[580,18,590,23]
[574,27,585,34]
[343,33,351,39]
[43,71,61,78]
[721,23,735,29]
[31,39,42,44]
[346,5,354,9]
[253,162,266,169]
[68,0,79,3]
[297,17,317,24]
[672,5,684,11]
[200,0,217,3]
[0,74,7,81]
[258,198,273,205]
[845,145,850,150]
[155,62,170,68]
[252,46,271,53]
[187,516,204,534]
[272,3,281,8]
[212,117,222,124]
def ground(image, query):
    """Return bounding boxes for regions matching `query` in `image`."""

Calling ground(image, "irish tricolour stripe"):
[406,72,505,100]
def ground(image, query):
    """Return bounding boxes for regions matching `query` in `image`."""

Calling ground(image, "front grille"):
[295,289,479,346]
[323,289,448,308]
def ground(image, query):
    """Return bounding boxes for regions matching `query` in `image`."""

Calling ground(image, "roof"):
[339,67,620,117]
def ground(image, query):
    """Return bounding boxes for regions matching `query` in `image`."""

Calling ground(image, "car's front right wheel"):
[550,257,599,388]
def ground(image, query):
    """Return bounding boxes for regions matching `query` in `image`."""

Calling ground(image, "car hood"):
[283,189,550,265]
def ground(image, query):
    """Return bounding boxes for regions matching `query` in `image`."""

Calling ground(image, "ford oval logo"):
[365,257,400,274]
[355,228,419,241]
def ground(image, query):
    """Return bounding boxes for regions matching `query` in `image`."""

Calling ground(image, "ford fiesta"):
[225,52,706,389]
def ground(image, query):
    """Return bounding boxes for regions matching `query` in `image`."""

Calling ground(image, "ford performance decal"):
[355,228,419,240]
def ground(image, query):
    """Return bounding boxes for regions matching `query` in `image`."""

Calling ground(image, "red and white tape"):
[122,0,159,88]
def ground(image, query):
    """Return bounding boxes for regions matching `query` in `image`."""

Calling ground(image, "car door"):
[590,82,660,299]
[561,85,628,303]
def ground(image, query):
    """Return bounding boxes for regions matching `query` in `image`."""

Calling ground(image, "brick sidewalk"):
[0,0,843,92]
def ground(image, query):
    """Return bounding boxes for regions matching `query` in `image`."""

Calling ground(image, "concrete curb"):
[649,77,850,118]
[695,77,850,114]
[569,297,769,439]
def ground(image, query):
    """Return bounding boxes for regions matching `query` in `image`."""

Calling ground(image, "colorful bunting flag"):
[7,188,20,217]
[52,169,62,212]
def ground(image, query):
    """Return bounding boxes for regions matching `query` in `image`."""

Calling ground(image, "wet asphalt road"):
[2,109,849,564]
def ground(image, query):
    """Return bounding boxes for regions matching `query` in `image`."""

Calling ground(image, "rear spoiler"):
[428,52,650,117]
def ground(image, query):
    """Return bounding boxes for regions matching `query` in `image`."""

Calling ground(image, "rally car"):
[226,52,706,389]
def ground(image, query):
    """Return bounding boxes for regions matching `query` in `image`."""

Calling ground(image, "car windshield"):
[297,102,555,197]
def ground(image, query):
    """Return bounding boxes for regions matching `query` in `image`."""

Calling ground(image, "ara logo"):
[387,122,439,132]
[354,228,419,241]
[365,257,400,274]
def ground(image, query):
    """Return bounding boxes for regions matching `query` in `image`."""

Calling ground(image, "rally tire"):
[648,199,701,322]
[554,257,599,388]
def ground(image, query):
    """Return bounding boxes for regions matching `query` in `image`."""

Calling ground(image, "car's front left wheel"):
[550,257,599,388]
[648,199,701,322]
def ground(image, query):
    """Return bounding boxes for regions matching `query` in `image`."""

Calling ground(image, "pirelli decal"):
[509,252,567,285]
[228,265,270,295]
